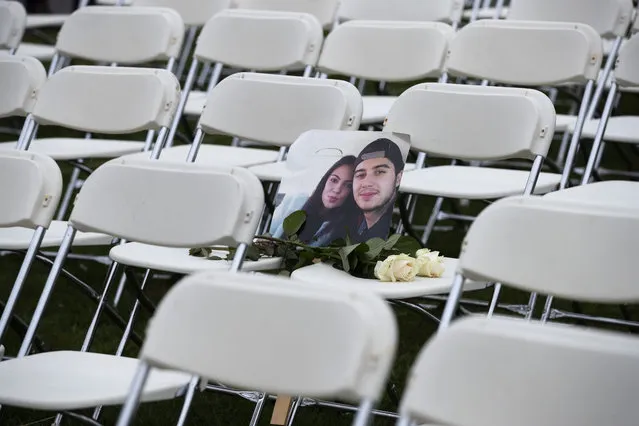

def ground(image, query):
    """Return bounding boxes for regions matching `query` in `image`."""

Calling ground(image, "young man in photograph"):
[352,138,405,243]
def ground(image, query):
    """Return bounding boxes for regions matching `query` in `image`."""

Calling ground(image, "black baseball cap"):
[354,138,404,173]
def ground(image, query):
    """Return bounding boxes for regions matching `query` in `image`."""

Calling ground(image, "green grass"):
[2,28,639,426]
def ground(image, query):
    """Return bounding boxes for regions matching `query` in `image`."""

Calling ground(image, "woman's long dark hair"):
[298,155,358,243]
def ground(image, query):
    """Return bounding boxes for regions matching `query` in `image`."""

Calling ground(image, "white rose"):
[374,254,420,282]
[416,249,445,278]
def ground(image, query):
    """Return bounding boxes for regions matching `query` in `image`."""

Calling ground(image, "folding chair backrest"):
[0,55,47,118]
[55,6,184,64]
[131,0,231,26]
[0,0,26,50]
[384,83,556,161]
[0,151,62,229]
[613,33,639,87]
[317,21,454,82]
[234,0,340,28]
[141,270,397,402]
[199,72,362,146]
[32,65,180,134]
[69,161,264,247]
[507,0,634,38]
[194,9,323,71]
[338,0,464,24]
[400,315,639,426]
[446,20,602,86]
[458,195,639,303]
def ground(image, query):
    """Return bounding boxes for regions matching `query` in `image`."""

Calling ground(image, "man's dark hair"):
[354,138,404,174]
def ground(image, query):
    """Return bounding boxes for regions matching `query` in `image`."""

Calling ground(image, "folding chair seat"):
[179,8,324,122]
[0,1,26,55]
[0,6,184,160]
[114,72,361,274]
[396,195,639,426]
[544,180,639,210]
[294,82,554,298]
[234,0,341,29]
[115,270,398,426]
[25,13,69,28]
[0,159,267,419]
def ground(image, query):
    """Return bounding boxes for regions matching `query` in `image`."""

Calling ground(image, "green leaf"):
[393,235,422,255]
[339,249,351,272]
[383,234,402,250]
[282,210,307,237]
[363,238,386,260]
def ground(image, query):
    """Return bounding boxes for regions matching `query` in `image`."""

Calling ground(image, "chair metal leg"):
[248,393,268,426]
[421,197,444,246]
[55,161,83,220]
[115,362,152,426]
[92,268,152,421]
[175,376,200,426]
[0,226,45,344]
[17,226,77,357]
[351,399,374,426]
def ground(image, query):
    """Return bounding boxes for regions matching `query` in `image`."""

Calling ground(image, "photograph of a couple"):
[269,131,411,247]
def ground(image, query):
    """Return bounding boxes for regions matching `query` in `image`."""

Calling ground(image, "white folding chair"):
[234,0,341,29]
[409,19,601,243]
[113,72,361,277]
[395,195,639,426]
[0,0,59,60]
[0,151,62,356]
[0,158,266,425]
[569,32,639,183]
[0,55,46,147]
[0,0,26,55]
[292,82,556,303]
[0,64,181,355]
[506,0,635,142]
[314,20,454,128]
[115,270,398,426]
[398,314,639,426]
[172,8,325,151]
[0,5,184,160]
[0,64,180,271]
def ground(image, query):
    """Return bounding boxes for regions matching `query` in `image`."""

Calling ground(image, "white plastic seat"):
[0,351,191,410]
[25,13,69,28]
[392,83,558,244]
[544,181,639,210]
[398,195,639,426]
[0,6,185,160]
[10,42,57,60]
[109,242,282,274]
[399,165,561,199]
[399,314,639,426]
[360,96,398,125]
[432,19,601,214]
[291,259,488,300]
[116,72,360,274]
[1,221,113,250]
[0,158,268,415]
[115,270,398,425]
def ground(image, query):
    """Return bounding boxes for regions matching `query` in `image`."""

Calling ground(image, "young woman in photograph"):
[270,155,359,246]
